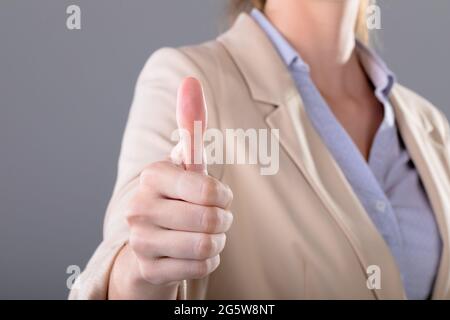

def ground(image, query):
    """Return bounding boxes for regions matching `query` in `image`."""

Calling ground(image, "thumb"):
[175,77,207,174]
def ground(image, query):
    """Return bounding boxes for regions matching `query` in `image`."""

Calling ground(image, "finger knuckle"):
[201,207,222,233]
[130,232,157,256]
[191,260,211,279]
[224,211,234,231]
[142,201,159,222]
[200,178,220,204]
[144,237,158,255]
[217,233,227,253]
[196,234,215,259]
[140,161,165,187]
[141,264,164,285]
[128,232,143,253]
[126,196,141,224]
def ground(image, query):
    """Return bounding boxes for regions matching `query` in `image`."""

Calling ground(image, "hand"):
[116,78,233,297]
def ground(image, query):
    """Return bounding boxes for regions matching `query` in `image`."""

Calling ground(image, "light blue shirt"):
[251,9,442,300]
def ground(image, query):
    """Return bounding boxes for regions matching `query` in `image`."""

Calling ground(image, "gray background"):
[0,0,449,299]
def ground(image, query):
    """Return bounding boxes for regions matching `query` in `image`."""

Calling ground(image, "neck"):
[264,0,367,97]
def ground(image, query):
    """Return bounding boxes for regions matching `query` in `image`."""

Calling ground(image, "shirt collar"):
[250,8,396,99]
[356,41,396,100]
[250,8,308,71]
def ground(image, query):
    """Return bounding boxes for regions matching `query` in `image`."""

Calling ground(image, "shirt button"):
[375,200,386,213]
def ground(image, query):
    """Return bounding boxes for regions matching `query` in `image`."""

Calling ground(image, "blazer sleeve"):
[69,47,216,299]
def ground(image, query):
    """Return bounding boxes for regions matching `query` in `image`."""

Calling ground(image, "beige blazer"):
[69,13,450,300]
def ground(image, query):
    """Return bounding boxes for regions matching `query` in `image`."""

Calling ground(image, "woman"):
[70,0,450,299]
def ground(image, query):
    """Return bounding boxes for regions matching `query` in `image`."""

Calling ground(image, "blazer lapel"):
[219,13,406,299]
[391,88,450,299]
[271,92,407,299]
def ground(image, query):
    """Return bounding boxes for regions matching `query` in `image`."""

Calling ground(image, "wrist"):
[108,243,180,300]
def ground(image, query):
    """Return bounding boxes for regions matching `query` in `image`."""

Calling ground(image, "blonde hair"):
[229,0,371,44]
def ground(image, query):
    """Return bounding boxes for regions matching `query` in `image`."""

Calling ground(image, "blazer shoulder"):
[137,40,239,113]
[393,83,449,140]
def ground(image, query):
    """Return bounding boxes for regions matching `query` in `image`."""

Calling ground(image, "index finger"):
[140,162,233,208]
